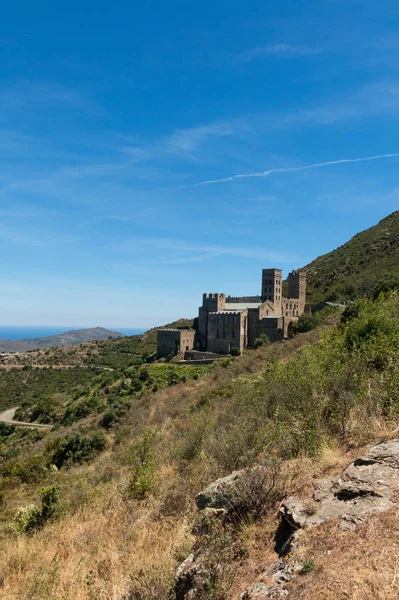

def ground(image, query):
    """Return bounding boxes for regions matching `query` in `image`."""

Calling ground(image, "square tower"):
[261,269,282,305]
[287,270,307,312]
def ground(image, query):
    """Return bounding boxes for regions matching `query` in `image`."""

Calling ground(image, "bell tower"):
[261,268,282,306]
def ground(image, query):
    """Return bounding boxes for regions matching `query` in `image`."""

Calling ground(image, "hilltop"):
[0,327,123,353]
[303,210,399,303]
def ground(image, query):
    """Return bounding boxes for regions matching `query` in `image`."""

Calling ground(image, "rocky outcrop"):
[175,466,272,598]
[195,469,244,511]
[241,437,399,599]
[175,438,399,599]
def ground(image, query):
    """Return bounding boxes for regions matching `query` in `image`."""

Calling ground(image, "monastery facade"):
[157,268,307,358]
[195,268,306,354]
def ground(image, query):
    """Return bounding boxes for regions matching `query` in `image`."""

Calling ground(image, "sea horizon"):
[0,325,146,341]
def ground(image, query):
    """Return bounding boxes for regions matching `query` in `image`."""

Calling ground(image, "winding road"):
[0,407,53,430]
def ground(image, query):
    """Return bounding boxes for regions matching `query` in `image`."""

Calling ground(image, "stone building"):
[157,328,195,359]
[195,268,306,355]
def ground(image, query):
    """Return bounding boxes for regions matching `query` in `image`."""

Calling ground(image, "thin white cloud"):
[0,80,104,116]
[182,152,399,188]
[237,43,321,62]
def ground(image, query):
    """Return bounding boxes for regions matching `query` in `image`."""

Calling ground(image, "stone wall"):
[207,310,247,354]
[258,316,285,342]
[226,295,262,303]
[287,270,307,312]
[197,293,226,350]
[157,329,195,358]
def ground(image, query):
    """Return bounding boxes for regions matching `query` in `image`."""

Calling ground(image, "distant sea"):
[0,326,146,341]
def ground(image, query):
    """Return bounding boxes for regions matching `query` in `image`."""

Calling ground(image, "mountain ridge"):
[0,327,123,353]
[302,210,399,303]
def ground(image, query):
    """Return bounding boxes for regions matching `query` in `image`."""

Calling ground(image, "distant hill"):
[303,210,399,303]
[0,327,123,353]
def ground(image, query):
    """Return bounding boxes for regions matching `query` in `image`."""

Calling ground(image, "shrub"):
[39,484,62,522]
[99,409,119,429]
[230,346,241,357]
[253,334,270,349]
[301,559,315,575]
[13,504,42,533]
[125,430,157,500]
[50,432,107,468]
[233,461,283,519]
[13,484,62,533]
[292,313,319,334]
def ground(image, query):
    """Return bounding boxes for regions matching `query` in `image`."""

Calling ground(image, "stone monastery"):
[157,268,307,358]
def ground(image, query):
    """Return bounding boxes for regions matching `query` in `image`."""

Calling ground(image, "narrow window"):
[232,329,236,338]
[223,329,226,338]
[217,328,220,338]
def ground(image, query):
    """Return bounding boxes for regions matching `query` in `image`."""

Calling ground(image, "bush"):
[99,409,119,429]
[291,313,319,334]
[13,484,62,533]
[230,346,241,357]
[50,432,107,468]
[233,461,283,519]
[253,334,270,349]
[13,504,42,533]
[125,430,157,500]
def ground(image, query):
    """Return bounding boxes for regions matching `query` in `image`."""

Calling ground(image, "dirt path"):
[0,408,53,430]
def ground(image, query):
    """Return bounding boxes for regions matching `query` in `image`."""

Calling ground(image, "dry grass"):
[0,484,193,600]
[288,494,399,599]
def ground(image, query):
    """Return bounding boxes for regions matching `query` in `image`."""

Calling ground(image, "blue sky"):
[1,0,399,328]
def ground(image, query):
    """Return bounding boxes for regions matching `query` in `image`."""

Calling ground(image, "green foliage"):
[291,313,319,334]
[253,334,270,349]
[50,432,107,468]
[303,210,399,303]
[0,367,99,416]
[292,305,341,335]
[13,484,62,533]
[372,274,399,300]
[0,453,48,484]
[301,559,315,575]
[125,430,157,500]
[39,484,62,522]
[63,394,105,425]
[138,363,211,390]
[13,503,42,533]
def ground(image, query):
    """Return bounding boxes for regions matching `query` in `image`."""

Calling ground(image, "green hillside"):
[303,210,399,303]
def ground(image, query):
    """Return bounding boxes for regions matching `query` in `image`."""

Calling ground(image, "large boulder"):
[195,470,243,511]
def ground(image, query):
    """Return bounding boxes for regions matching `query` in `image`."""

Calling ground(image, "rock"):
[195,466,269,512]
[241,582,271,599]
[174,553,202,600]
[195,470,243,511]
[278,498,309,529]
[241,436,399,599]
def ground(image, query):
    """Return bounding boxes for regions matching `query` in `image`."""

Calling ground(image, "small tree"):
[253,334,270,349]
[126,430,157,500]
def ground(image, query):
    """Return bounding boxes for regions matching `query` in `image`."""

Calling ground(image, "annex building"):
[157,268,307,358]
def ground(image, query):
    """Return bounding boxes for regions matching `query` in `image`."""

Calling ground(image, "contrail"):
[180,152,399,188]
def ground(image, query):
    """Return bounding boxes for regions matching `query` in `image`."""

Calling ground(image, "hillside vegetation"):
[0,318,193,370]
[303,210,399,302]
[0,290,399,598]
